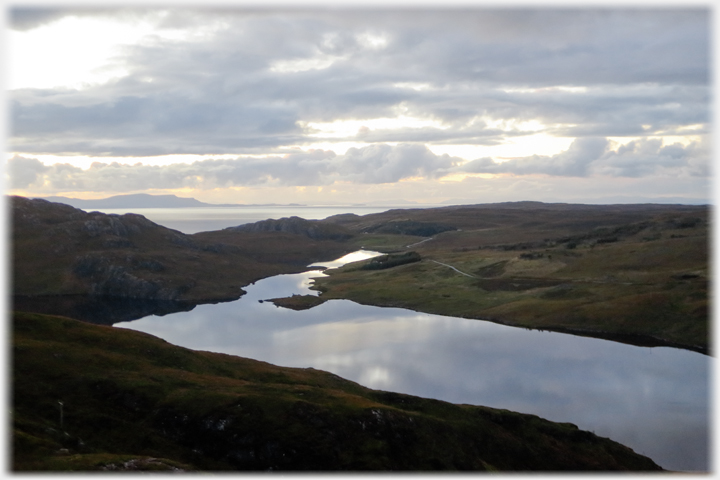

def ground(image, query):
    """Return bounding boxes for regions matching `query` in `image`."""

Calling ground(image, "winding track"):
[428,260,477,278]
[405,237,435,248]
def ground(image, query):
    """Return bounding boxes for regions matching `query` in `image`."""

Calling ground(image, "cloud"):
[463,137,608,177]
[594,138,709,178]
[10,7,71,30]
[337,144,458,183]
[7,156,49,188]
[10,137,703,199]
[9,9,710,159]
[460,137,707,178]
[7,144,463,194]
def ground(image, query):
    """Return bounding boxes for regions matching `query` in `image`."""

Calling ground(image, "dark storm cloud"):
[9,8,709,171]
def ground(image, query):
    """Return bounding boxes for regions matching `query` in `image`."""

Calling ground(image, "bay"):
[116,251,710,472]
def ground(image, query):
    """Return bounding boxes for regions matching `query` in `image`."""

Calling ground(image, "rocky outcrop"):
[71,254,191,300]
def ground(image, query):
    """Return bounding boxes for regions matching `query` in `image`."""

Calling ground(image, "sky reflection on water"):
[116,260,709,472]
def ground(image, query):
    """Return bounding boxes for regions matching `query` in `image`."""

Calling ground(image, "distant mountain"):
[36,193,310,209]
[38,193,237,209]
[38,194,219,209]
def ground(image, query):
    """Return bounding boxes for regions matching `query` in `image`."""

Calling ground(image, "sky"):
[4,4,713,205]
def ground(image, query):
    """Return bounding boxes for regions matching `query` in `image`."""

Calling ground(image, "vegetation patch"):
[474,277,563,292]
[539,284,593,300]
[475,260,509,277]
[359,251,422,270]
[360,220,456,237]
[228,216,354,241]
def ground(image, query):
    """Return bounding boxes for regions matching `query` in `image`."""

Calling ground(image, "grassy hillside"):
[12,311,662,472]
[12,196,352,303]
[311,203,709,352]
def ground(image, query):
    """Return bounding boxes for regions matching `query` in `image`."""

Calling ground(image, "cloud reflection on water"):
[116,263,709,472]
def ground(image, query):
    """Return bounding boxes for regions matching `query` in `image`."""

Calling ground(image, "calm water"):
[116,252,710,472]
[91,205,430,233]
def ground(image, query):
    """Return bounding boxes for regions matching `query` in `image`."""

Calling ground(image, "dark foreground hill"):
[12,311,662,472]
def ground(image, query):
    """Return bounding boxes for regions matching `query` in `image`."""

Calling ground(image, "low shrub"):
[359,252,422,271]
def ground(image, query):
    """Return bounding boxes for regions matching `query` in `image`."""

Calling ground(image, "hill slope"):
[12,196,352,305]
[313,202,709,352]
[12,311,662,472]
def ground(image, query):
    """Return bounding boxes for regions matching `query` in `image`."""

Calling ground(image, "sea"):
[89,205,440,233]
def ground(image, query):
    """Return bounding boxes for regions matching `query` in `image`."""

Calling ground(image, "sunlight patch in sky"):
[675,124,705,133]
[302,116,449,139]
[269,54,347,73]
[430,135,576,161]
[393,82,434,91]
[9,12,226,90]
[606,135,703,149]
[8,16,143,89]
[501,85,589,94]
[294,142,375,155]
[356,31,389,50]
[481,117,548,133]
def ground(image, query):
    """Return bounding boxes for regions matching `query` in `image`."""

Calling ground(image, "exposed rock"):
[83,215,129,237]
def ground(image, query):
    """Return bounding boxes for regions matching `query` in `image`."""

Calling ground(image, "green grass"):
[13,311,662,472]
[313,220,708,352]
